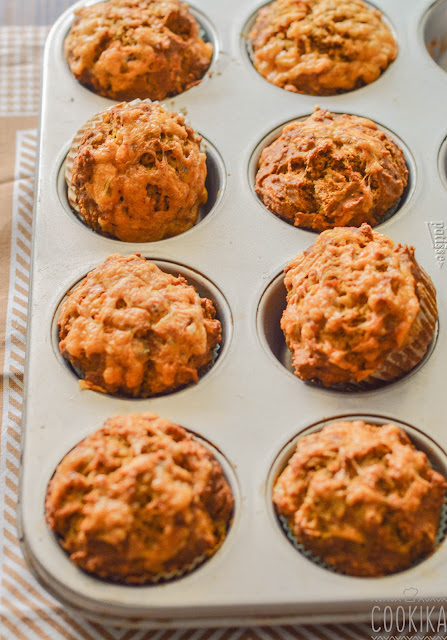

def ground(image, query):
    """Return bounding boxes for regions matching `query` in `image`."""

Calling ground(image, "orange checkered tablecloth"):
[0,3,424,639]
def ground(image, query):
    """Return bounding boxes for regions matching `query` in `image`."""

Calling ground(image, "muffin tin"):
[19,0,447,628]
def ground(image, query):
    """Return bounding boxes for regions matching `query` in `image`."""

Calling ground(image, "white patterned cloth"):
[0,27,49,116]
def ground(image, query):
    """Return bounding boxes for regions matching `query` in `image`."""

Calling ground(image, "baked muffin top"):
[64,0,213,101]
[250,0,397,95]
[255,108,408,231]
[273,420,446,576]
[67,101,207,242]
[58,254,221,397]
[281,224,436,386]
[45,413,234,583]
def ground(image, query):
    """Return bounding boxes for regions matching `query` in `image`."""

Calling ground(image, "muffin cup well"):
[248,114,415,233]
[438,135,447,192]
[241,0,398,96]
[63,3,218,102]
[257,270,438,393]
[268,415,447,577]
[45,417,236,585]
[422,0,447,73]
[51,259,232,398]
[64,100,226,242]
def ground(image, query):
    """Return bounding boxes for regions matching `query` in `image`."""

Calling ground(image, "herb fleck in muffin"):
[45,413,234,583]
[281,224,437,388]
[65,0,213,101]
[66,101,207,242]
[250,0,397,95]
[274,420,446,576]
[58,254,221,397]
[255,108,408,231]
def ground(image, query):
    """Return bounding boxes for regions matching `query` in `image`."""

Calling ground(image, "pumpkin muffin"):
[281,224,437,388]
[66,101,208,242]
[255,108,408,231]
[45,413,234,583]
[58,254,221,397]
[249,0,397,95]
[273,420,446,576]
[64,0,213,101]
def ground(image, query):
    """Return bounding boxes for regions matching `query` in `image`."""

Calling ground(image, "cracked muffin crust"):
[45,413,234,583]
[249,0,397,95]
[281,225,437,388]
[273,420,447,576]
[64,0,213,101]
[66,101,208,242]
[255,108,408,231]
[58,254,222,397]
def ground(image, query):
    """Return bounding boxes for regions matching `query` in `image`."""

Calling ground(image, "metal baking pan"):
[18,0,447,628]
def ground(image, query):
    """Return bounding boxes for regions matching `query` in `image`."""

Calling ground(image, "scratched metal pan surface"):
[18,0,447,628]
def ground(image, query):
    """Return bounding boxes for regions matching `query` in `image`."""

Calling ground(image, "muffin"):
[249,0,397,95]
[273,420,447,577]
[281,224,437,388]
[45,413,234,583]
[255,108,408,231]
[58,254,221,396]
[64,0,213,101]
[66,101,208,243]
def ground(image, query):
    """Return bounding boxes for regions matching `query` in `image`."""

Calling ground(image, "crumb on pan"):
[58,254,221,397]
[64,0,213,101]
[68,101,207,242]
[255,108,408,231]
[45,413,234,583]
[273,420,447,577]
[281,224,437,387]
[250,0,397,95]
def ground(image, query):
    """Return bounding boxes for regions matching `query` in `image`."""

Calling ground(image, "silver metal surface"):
[19,0,447,627]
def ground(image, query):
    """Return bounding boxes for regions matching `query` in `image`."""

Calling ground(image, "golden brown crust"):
[250,0,397,96]
[255,109,408,231]
[58,254,221,397]
[273,420,447,577]
[64,0,213,101]
[281,225,437,387]
[45,413,234,583]
[68,101,207,243]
